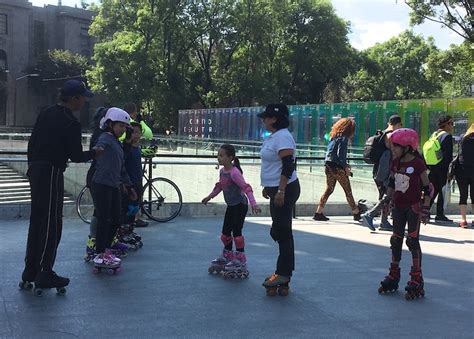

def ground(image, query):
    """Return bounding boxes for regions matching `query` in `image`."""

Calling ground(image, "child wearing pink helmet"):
[372,128,432,300]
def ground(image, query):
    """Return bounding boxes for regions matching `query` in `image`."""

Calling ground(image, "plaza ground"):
[0,215,473,338]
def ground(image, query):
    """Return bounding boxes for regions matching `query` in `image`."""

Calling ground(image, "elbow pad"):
[281,155,295,178]
[388,177,395,189]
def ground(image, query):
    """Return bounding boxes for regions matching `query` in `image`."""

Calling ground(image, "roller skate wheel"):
[19,281,34,290]
[93,267,100,274]
[266,287,277,297]
[378,286,385,294]
[278,287,289,296]
[34,288,43,297]
[56,287,66,296]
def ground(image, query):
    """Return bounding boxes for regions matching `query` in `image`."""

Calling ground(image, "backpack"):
[423,131,447,165]
[363,130,387,164]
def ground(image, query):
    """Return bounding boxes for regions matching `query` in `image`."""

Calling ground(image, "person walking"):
[258,104,300,296]
[454,123,474,228]
[426,115,454,223]
[313,118,361,222]
[361,115,402,231]
[20,80,100,291]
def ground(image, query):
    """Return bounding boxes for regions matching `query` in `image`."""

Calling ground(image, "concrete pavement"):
[0,215,473,338]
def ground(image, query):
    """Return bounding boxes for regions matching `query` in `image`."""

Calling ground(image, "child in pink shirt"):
[202,144,261,278]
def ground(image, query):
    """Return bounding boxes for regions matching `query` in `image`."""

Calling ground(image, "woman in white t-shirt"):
[259,104,300,296]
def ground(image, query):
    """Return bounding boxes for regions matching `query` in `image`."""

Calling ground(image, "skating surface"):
[0,216,473,338]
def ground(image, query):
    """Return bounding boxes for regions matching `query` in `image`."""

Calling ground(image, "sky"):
[31,0,464,50]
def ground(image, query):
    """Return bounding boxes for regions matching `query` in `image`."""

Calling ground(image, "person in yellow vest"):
[427,115,454,223]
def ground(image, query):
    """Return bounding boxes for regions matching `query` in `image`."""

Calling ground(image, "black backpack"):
[363,130,387,164]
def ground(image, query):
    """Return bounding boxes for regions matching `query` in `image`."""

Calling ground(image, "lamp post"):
[13,73,40,127]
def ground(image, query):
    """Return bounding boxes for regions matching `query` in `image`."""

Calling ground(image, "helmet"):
[100,107,131,129]
[141,146,156,158]
[389,128,419,150]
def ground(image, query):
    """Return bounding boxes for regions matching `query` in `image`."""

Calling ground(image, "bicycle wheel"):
[77,186,94,224]
[142,177,182,222]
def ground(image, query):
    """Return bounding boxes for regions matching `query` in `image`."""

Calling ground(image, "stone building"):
[0,0,95,127]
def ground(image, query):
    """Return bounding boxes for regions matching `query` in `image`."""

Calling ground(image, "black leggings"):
[266,179,301,277]
[456,173,474,205]
[222,203,248,238]
[428,168,448,216]
[91,182,121,253]
[391,204,422,270]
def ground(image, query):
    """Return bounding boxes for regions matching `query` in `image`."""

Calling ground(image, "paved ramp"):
[0,216,473,338]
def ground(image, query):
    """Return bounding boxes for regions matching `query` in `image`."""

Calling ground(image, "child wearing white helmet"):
[370,128,432,300]
[90,107,137,273]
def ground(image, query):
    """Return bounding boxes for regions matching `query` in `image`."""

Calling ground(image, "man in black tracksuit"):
[428,115,454,223]
[22,80,99,289]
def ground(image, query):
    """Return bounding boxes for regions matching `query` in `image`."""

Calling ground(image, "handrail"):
[0,150,368,162]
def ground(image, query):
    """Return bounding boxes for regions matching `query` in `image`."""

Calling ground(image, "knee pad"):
[406,237,420,251]
[234,236,245,249]
[220,234,233,246]
[390,235,403,249]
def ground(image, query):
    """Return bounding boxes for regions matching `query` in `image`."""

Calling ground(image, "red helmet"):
[389,128,419,150]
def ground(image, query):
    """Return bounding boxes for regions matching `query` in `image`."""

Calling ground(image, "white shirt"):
[260,128,297,187]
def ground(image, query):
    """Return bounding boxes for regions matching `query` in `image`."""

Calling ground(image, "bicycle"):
[76,153,183,224]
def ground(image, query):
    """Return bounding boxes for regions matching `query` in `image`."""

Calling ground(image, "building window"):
[33,21,46,57]
[0,14,7,34]
[0,50,7,70]
[80,27,89,36]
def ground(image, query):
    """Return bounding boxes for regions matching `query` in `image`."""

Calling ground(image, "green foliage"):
[404,0,473,42]
[341,31,442,101]
[87,0,355,129]
[28,49,90,80]
[427,41,474,97]
[86,1,472,128]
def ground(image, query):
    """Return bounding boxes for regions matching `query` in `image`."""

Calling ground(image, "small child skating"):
[90,108,137,274]
[368,129,431,300]
[202,144,261,278]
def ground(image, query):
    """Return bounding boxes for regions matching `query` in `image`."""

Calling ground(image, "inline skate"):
[93,249,122,275]
[222,251,249,279]
[208,249,233,274]
[405,267,425,300]
[378,263,400,294]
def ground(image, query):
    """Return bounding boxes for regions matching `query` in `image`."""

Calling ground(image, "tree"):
[87,0,355,128]
[404,0,473,42]
[27,49,90,80]
[340,30,442,101]
[427,41,474,97]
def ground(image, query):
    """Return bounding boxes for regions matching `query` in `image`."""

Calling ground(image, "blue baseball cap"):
[60,80,94,98]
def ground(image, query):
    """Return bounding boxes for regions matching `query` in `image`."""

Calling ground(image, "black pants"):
[91,182,121,253]
[24,164,64,280]
[266,179,300,277]
[391,204,422,269]
[222,203,248,237]
[428,167,448,216]
[368,179,389,222]
[456,172,474,205]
